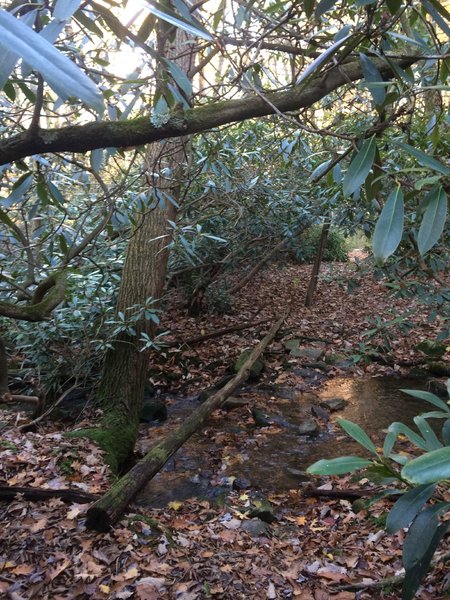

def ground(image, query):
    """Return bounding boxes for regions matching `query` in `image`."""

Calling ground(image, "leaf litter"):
[0,262,449,598]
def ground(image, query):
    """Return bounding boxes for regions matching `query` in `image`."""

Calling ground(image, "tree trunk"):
[88,24,194,472]
[0,337,9,397]
[86,311,288,532]
[304,222,330,308]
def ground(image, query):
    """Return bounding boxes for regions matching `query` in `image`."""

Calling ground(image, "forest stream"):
[136,376,434,508]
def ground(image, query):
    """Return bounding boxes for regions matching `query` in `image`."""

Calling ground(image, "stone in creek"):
[320,398,348,411]
[241,518,271,537]
[297,419,319,436]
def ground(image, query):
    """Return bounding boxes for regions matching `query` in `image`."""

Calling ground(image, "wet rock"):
[223,397,249,410]
[252,408,275,427]
[325,352,347,365]
[233,348,264,380]
[286,467,310,481]
[428,378,449,398]
[303,361,332,372]
[426,362,450,377]
[256,384,297,400]
[416,340,447,358]
[241,518,270,537]
[311,405,329,421]
[297,419,319,436]
[291,367,327,381]
[320,398,348,412]
[140,398,167,423]
[248,496,277,523]
[232,477,251,491]
[284,340,325,361]
[252,408,291,428]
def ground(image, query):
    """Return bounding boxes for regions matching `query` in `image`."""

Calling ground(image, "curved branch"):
[0,56,419,165]
[0,270,67,322]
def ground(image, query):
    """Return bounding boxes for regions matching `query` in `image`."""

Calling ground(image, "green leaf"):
[360,53,385,105]
[307,456,372,475]
[337,419,378,455]
[309,159,332,182]
[304,0,315,18]
[421,0,450,39]
[315,0,337,18]
[372,186,404,265]
[400,388,450,412]
[387,484,436,533]
[343,136,377,197]
[402,505,450,600]
[394,141,450,176]
[1,173,33,207]
[417,186,448,256]
[386,422,428,452]
[413,416,442,451]
[143,1,213,40]
[0,9,104,113]
[386,0,402,13]
[402,446,450,484]
[296,34,351,86]
[442,419,450,445]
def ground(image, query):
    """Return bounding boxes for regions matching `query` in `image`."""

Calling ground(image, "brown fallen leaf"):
[11,564,35,575]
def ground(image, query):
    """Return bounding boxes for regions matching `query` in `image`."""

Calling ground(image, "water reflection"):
[138,376,441,505]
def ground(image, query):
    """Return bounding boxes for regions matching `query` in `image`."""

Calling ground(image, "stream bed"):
[136,375,439,508]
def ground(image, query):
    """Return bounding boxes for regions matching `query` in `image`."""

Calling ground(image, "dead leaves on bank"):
[0,262,449,598]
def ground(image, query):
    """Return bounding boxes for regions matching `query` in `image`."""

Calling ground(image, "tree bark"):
[0,56,420,166]
[90,24,194,473]
[304,222,330,308]
[85,311,288,532]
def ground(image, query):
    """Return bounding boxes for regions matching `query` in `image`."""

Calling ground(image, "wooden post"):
[304,222,330,308]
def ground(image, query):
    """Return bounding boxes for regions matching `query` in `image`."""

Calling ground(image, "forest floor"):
[0,258,449,599]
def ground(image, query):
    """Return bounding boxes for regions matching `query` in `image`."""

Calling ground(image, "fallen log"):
[0,485,97,504]
[86,311,289,532]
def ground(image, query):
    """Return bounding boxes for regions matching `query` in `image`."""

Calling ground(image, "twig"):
[17,383,79,431]
[335,551,450,592]
[303,486,384,501]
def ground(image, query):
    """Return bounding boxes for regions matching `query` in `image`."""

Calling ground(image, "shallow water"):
[136,376,441,507]
[228,376,435,491]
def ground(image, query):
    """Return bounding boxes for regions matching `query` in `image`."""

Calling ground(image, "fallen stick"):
[334,551,450,592]
[17,383,79,431]
[86,311,289,532]
[303,486,384,501]
[0,485,97,504]
[166,317,271,346]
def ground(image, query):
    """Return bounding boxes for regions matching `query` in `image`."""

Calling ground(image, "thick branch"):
[0,270,67,322]
[0,57,418,165]
[0,485,97,504]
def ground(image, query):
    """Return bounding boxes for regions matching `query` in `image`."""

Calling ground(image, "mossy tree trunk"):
[92,24,194,472]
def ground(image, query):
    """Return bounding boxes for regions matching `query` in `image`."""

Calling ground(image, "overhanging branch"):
[0,270,67,322]
[0,56,418,166]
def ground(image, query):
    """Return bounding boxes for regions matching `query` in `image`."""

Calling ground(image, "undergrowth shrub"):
[205,284,233,315]
[297,225,348,263]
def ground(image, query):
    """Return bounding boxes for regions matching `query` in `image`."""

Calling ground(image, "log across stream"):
[134,375,436,508]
